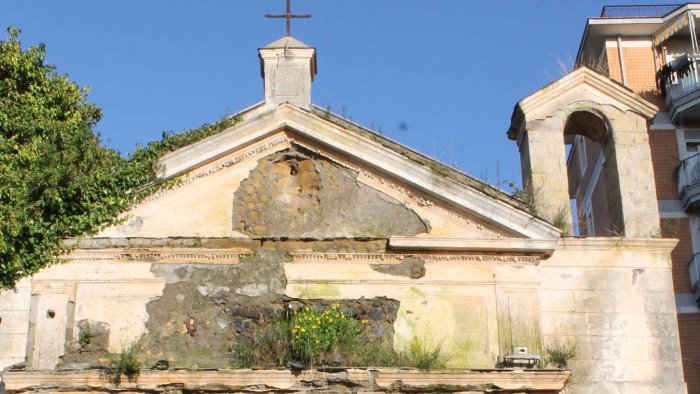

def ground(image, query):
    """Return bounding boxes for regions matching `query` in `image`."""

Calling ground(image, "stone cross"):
[265,0,311,37]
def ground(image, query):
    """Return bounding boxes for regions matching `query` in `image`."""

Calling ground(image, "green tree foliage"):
[0,28,238,288]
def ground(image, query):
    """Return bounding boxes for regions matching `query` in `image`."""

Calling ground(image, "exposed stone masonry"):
[232,146,429,238]
[55,248,401,370]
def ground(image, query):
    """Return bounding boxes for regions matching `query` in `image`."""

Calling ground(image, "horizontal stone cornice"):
[1,368,571,393]
[63,248,541,265]
[555,237,678,252]
[389,236,556,257]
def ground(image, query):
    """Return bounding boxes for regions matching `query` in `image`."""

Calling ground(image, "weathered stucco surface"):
[0,238,682,394]
[97,131,515,241]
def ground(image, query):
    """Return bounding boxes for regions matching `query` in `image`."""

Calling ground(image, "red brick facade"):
[662,218,693,293]
[678,314,700,393]
[650,130,681,201]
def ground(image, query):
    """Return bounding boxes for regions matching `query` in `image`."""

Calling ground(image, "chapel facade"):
[0,9,689,394]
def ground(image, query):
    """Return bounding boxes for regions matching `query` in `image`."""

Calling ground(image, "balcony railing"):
[663,54,700,102]
[678,153,700,195]
[690,254,700,299]
[601,4,680,18]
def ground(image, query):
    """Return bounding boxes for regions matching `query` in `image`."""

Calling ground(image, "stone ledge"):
[2,368,571,393]
[389,237,556,257]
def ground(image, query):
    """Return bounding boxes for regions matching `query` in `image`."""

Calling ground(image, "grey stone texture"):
[134,251,290,368]
[55,249,401,370]
[59,320,110,368]
[370,257,426,279]
[232,146,429,239]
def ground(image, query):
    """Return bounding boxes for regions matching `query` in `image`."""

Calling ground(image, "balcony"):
[690,254,700,305]
[663,54,700,120]
[677,153,700,212]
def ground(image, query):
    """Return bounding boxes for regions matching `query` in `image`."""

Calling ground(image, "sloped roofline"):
[157,104,560,240]
[576,3,700,63]
[508,66,658,140]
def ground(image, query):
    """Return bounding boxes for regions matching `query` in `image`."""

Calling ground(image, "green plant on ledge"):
[78,326,93,349]
[231,316,292,368]
[291,305,360,366]
[231,305,450,370]
[545,339,578,368]
[108,344,142,384]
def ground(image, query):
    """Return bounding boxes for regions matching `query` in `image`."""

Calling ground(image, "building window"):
[686,140,700,157]
[577,136,587,176]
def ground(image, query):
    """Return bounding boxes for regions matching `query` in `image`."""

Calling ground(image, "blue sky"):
[1,1,671,190]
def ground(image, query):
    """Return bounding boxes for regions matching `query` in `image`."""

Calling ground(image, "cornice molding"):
[157,105,559,240]
[65,248,252,264]
[389,237,556,257]
[512,67,658,139]
[555,237,678,252]
[63,248,540,265]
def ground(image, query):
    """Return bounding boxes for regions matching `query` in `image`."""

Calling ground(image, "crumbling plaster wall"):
[0,238,685,393]
[98,133,511,240]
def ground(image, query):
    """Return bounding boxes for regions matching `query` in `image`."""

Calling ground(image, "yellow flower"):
[301,328,306,332]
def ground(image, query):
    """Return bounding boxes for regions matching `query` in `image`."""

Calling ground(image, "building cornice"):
[509,67,658,140]
[158,104,560,240]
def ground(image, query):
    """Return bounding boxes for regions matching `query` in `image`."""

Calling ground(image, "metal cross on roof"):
[265,0,311,37]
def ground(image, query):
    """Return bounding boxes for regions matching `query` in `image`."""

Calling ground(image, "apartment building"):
[571,4,700,392]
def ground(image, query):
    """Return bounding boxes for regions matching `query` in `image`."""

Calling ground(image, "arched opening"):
[564,110,621,236]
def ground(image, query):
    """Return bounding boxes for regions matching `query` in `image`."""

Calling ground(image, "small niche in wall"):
[47,310,55,319]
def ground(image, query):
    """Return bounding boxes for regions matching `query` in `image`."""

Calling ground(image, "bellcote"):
[259,36,317,110]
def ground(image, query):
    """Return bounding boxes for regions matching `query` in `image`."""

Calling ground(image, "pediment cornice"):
[509,67,658,140]
[158,105,560,240]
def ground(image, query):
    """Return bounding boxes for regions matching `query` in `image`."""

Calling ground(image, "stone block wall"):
[542,238,686,393]
[0,279,31,394]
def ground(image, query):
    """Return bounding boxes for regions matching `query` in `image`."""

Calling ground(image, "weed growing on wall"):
[545,339,577,368]
[231,316,292,368]
[108,344,142,384]
[291,305,362,365]
[551,206,571,234]
[231,305,450,370]
[78,326,93,349]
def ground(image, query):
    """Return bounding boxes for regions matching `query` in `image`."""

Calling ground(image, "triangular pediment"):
[100,104,559,245]
[509,67,658,139]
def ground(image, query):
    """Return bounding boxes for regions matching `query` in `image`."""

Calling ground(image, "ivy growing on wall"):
[0,28,239,289]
